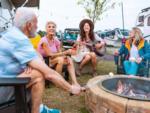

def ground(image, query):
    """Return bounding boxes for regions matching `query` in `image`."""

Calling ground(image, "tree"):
[77,0,116,24]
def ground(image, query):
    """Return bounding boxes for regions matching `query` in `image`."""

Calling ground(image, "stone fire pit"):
[85,75,150,113]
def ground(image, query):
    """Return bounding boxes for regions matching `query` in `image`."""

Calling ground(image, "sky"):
[37,0,150,32]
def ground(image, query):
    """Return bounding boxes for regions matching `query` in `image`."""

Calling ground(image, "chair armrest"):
[114,55,119,65]
[0,77,30,86]
[114,54,126,66]
[0,77,31,113]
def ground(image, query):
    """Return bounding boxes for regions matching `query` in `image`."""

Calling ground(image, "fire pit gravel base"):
[85,75,150,113]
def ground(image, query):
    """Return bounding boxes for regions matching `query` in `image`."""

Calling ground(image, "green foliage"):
[37,30,46,37]
[77,0,116,24]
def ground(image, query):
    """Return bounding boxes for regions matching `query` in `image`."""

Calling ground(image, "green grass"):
[43,48,116,113]
[43,75,92,113]
[97,60,116,75]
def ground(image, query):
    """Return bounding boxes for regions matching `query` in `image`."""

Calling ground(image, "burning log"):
[116,80,150,99]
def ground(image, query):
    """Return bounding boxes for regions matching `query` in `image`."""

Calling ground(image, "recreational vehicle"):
[97,28,129,47]
[136,7,150,42]
[0,0,39,33]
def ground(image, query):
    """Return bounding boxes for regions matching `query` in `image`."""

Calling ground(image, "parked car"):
[96,28,129,47]
[63,28,80,49]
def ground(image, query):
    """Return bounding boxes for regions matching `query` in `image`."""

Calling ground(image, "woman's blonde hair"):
[132,27,143,41]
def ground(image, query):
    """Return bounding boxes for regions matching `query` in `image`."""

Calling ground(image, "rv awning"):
[11,0,40,8]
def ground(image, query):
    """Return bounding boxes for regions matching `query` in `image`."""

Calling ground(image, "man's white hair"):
[14,7,36,29]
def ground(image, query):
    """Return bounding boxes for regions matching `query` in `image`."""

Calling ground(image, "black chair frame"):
[0,77,31,113]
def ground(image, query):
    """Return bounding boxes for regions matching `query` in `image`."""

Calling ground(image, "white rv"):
[97,28,129,47]
[0,0,39,33]
[136,7,150,42]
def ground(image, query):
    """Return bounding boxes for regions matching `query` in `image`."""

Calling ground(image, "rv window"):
[137,16,144,26]
[147,16,150,26]
[139,16,144,22]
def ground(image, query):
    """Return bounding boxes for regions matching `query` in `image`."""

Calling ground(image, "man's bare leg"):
[19,69,45,113]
